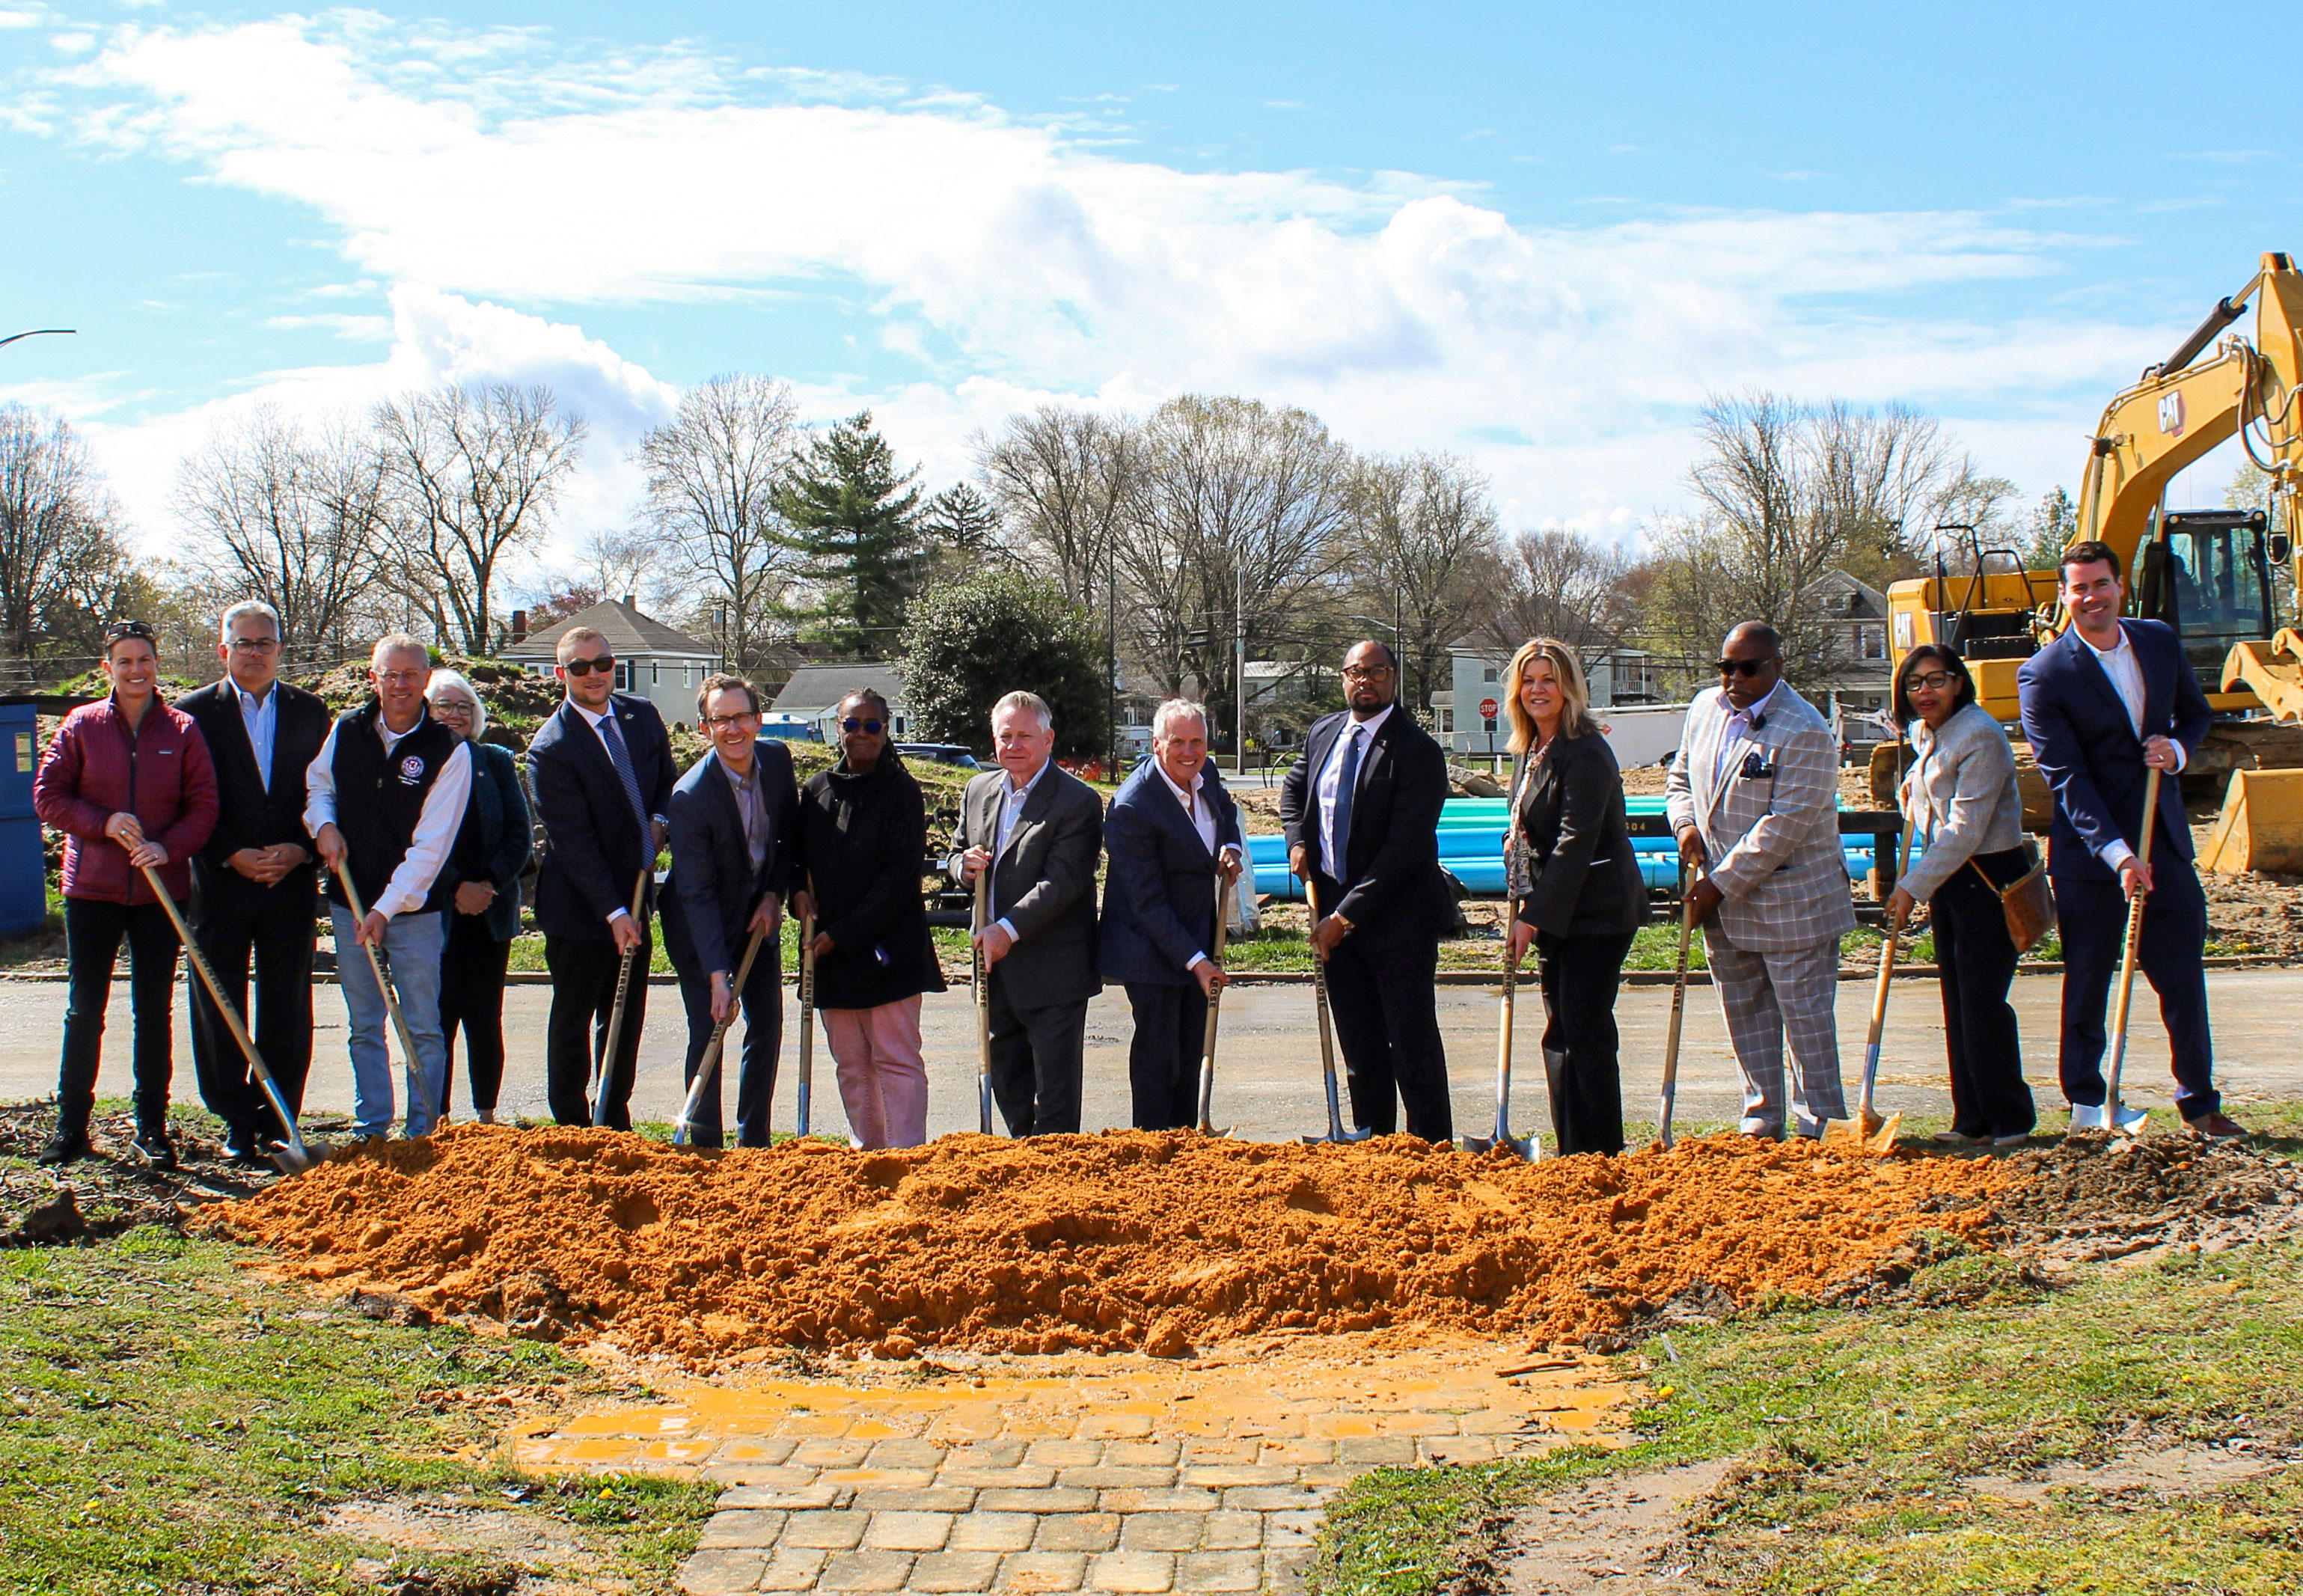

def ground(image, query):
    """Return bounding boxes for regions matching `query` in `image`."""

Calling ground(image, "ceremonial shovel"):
[1655,867,1699,1152]
[592,871,649,1128]
[1194,869,1232,1137]
[2102,765,2162,1137]
[1461,895,1535,1160]
[973,871,996,1135]
[673,924,766,1147]
[1300,877,1373,1146]
[331,860,441,1134]
[1823,818,1912,1154]
[795,880,818,1138]
[143,864,318,1175]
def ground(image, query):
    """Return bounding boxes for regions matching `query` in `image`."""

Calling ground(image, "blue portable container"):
[0,703,46,937]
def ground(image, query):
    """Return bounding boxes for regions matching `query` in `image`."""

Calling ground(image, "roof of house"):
[501,599,717,661]
[771,662,908,713]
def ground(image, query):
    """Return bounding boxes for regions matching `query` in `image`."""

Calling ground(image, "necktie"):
[597,714,652,842]
[1331,724,1362,877]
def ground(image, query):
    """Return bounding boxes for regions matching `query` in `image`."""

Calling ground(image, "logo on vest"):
[399,755,426,785]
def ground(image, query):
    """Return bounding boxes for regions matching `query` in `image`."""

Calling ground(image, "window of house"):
[1439,707,1454,734]
[616,661,632,691]
[651,660,660,685]
[1481,666,1499,682]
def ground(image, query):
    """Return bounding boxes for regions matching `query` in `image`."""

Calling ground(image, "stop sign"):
[1478,697,1499,721]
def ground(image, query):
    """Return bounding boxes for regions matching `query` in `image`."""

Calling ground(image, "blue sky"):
[2,1,2296,572]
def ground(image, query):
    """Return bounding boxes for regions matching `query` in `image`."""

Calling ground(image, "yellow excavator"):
[1884,251,2303,872]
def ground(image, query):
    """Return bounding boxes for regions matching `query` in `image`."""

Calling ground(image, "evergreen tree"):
[780,411,924,654]
[897,569,1111,759]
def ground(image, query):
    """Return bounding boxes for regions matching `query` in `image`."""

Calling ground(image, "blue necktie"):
[597,715,652,841]
[1330,725,1362,877]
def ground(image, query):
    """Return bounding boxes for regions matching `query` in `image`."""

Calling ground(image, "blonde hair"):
[1502,638,1592,754]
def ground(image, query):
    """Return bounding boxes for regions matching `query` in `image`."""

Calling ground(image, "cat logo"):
[2157,391,2186,438]
[399,755,426,785]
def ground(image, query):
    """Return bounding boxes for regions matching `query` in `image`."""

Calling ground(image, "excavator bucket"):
[2222,630,2303,724]
[2201,768,2303,877]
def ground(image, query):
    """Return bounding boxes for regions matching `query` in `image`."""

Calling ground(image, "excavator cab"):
[2135,509,2275,683]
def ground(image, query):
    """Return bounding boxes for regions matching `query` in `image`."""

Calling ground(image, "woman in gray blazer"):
[1503,638,1647,1156]
[1885,645,2034,1145]
[427,672,532,1124]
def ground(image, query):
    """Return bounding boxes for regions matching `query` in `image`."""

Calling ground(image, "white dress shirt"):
[235,678,278,792]
[987,758,1050,944]
[303,716,472,920]
[2079,624,2185,872]
[1317,705,1392,872]
[1713,678,1787,792]
[1154,760,1244,971]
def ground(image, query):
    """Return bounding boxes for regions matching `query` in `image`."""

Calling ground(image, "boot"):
[132,1125,178,1172]
[37,1127,91,1167]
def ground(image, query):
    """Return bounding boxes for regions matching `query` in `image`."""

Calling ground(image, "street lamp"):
[0,328,76,352]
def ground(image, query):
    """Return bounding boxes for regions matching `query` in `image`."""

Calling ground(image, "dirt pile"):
[209,1127,2010,1366]
[1987,1134,2303,1264]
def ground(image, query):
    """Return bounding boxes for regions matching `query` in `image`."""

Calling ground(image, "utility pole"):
[1107,533,1118,774]
[1235,557,1247,776]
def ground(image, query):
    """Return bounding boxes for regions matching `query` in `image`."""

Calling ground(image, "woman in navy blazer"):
[426,673,532,1123]
[1100,700,1244,1130]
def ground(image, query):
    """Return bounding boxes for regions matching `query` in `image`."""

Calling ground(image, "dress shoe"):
[131,1128,178,1171]
[37,1128,91,1167]
[1992,1131,2032,1147]
[1932,1128,1986,1145]
[2184,1111,2250,1142]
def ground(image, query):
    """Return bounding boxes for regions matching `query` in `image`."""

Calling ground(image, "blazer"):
[946,762,1103,1009]
[793,753,945,1011]
[33,696,218,906]
[1278,707,1455,949]
[524,693,675,941]
[662,740,799,980]
[2016,619,2209,881]
[1895,703,2025,901]
[1508,728,1645,941]
[176,677,333,915]
[1099,759,1246,987]
[1664,682,1853,952]
[439,739,533,943]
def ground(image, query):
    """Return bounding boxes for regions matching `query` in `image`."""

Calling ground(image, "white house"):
[771,663,915,741]
[501,599,721,730]
[1430,641,1659,754]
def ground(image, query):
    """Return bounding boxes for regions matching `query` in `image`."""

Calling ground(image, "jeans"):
[331,905,448,1138]
[58,896,180,1134]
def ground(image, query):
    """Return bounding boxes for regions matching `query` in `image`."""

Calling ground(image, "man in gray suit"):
[949,690,1104,1135]
[1665,622,1852,1139]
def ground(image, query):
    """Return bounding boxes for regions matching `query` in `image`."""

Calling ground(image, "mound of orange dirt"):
[209,1127,2011,1365]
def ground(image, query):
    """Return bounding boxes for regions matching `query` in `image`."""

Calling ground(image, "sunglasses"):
[560,655,615,676]
[104,620,156,643]
[1713,656,1779,679]
[841,717,886,735]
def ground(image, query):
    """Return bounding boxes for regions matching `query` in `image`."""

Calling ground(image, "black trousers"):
[985,971,1086,1137]
[1535,929,1633,1157]
[1930,858,2033,1137]
[1124,979,1207,1131]
[1325,933,1451,1142]
[2054,862,2216,1117]
[188,881,316,1143]
[58,897,180,1134]
[544,931,651,1129]
[439,912,513,1115]
[674,942,783,1148]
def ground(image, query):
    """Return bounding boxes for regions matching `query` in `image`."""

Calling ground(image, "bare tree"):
[172,405,389,661]
[1348,452,1505,714]
[974,406,1137,611]
[1479,527,1642,666]
[636,374,804,671]
[0,404,136,686]
[376,383,587,654]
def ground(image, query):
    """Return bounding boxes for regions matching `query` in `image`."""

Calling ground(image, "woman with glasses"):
[425,671,531,1124]
[1885,644,2034,1145]
[31,621,219,1167]
[1502,638,1646,1156]
[792,690,945,1148]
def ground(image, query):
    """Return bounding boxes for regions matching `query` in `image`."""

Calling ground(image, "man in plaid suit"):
[1666,622,1852,1137]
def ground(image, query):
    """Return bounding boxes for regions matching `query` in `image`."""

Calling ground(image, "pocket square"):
[1739,751,1777,780]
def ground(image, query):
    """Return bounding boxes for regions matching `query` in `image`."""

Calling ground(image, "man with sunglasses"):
[661,673,796,1148]
[525,626,675,1128]
[1666,622,1852,1140]
[175,600,333,1163]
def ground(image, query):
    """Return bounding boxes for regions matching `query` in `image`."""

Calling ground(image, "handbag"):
[1968,842,2055,955]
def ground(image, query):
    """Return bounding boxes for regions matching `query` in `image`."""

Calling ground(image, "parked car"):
[896,743,982,769]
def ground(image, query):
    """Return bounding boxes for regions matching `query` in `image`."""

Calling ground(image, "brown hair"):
[696,672,761,717]
[554,625,608,664]
[1502,638,1593,754]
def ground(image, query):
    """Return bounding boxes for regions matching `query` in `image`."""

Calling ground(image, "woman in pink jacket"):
[31,621,218,1168]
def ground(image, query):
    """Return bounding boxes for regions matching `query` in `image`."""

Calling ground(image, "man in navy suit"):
[524,626,675,1129]
[1279,640,1458,1141]
[1100,700,1245,1130]
[2018,539,2247,1140]
[662,674,796,1148]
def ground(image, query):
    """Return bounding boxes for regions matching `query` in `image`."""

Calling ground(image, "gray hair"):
[219,599,281,641]
[370,632,431,669]
[1151,698,1208,741]
[991,690,1053,731]
[425,669,488,738]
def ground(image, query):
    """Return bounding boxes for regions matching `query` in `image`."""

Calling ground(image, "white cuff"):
[2170,742,2188,773]
[996,917,1018,943]
[1188,953,1211,971]
[608,907,632,924]
[2099,839,2135,872]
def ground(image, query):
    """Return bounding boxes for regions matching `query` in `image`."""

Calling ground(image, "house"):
[1429,641,1659,754]
[770,662,915,741]
[500,599,721,730]
[1799,571,1894,750]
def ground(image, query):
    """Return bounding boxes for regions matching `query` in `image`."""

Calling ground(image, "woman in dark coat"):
[1503,637,1646,1157]
[792,690,946,1148]
[426,672,532,1124]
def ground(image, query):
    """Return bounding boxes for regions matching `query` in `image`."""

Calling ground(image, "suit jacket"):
[1508,728,1646,941]
[948,762,1103,1009]
[2016,618,2208,881]
[1665,682,1853,951]
[440,739,533,943]
[1099,759,1246,986]
[176,677,332,916]
[525,693,675,942]
[662,739,798,979]
[1278,707,1455,949]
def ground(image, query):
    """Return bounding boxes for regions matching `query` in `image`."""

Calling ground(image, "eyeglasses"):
[1713,656,1779,679]
[430,697,476,716]
[560,655,615,676]
[375,670,426,688]
[841,717,886,735]
[1903,670,1956,692]
[227,636,279,654]
[1341,664,1395,681]
[703,712,759,730]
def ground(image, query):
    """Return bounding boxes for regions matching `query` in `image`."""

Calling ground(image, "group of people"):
[28,539,2248,1167]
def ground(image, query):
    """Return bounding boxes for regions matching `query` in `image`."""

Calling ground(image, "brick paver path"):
[510,1338,1627,1595]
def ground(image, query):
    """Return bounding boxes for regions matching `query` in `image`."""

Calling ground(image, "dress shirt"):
[988,758,1050,945]
[718,751,770,873]
[573,700,665,923]
[303,716,473,920]
[1318,705,1392,872]
[1154,759,1244,971]
[1713,678,1787,792]
[2079,625,2185,872]
[234,677,278,792]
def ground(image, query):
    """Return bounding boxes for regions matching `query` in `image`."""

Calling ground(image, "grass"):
[0,1228,718,1595]
[1311,1231,2303,1596]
